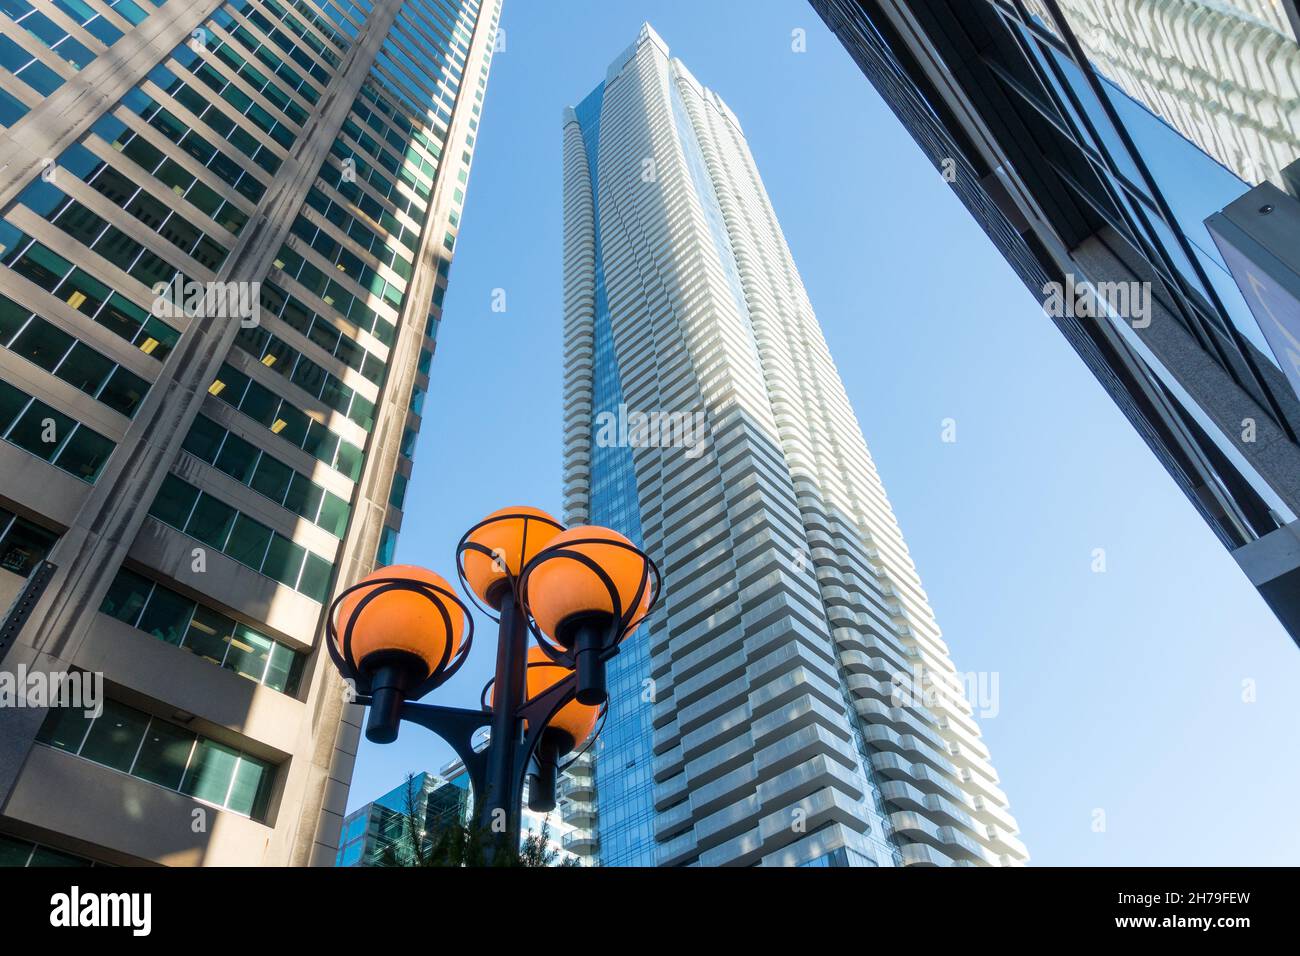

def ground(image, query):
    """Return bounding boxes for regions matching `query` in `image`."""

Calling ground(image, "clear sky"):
[348,0,1300,866]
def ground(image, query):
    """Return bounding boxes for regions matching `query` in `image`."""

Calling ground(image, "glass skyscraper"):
[0,0,500,865]
[812,0,1300,643]
[337,761,579,866]
[560,24,1027,866]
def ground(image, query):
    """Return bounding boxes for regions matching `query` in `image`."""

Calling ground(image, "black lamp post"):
[326,507,660,862]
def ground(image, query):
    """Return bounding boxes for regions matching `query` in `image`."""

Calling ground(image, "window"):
[132,720,195,790]
[78,700,150,772]
[0,509,58,577]
[148,474,334,601]
[149,473,199,527]
[0,833,94,867]
[250,453,293,502]
[100,567,152,625]
[184,606,236,665]
[6,399,70,462]
[0,381,115,481]
[54,425,115,480]
[225,514,272,568]
[98,567,304,694]
[180,738,239,805]
[136,585,192,646]
[37,700,276,820]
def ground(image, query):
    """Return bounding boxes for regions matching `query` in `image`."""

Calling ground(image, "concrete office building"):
[560,25,1028,867]
[0,0,501,866]
[811,0,1300,643]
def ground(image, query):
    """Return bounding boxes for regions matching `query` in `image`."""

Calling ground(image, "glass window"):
[0,835,34,867]
[225,513,273,568]
[132,720,195,790]
[11,242,72,290]
[0,516,57,576]
[27,844,90,866]
[250,453,292,502]
[226,755,272,817]
[79,700,149,772]
[54,426,115,481]
[240,382,279,427]
[0,293,29,342]
[183,605,235,665]
[388,472,407,510]
[55,342,114,395]
[10,317,73,371]
[273,404,308,446]
[317,492,349,537]
[263,642,301,694]
[262,535,304,588]
[180,738,238,806]
[7,401,72,460]
[182,414,226,463]
[95,292,144,341]
[136,584,193,646]
[150,473,199,527]
[139,316,179,360]
[283,472,322,520]
[225,624,271,682]
[0,380,29,430]
[59,270,109,320]
[100,568,152,625]
[97,366,148,417]
[185,493,236,549]
[213,430,258,483]
[297,552,331,603]
[334,439,362,480]
[36,701,93,754]
[303,421,339,465]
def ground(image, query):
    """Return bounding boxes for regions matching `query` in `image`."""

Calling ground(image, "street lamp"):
[326,506,660,861]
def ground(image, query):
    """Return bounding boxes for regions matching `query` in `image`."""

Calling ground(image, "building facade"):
[560,24,1028,867]
[0,0,501,866]
[811,0,1300,642]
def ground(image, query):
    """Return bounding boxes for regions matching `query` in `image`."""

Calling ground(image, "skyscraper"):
[811,0,1300,642]
[561,24,1027,867]
[0,0,501,866]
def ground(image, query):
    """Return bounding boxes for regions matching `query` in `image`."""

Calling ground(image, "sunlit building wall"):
[0,0,501,866]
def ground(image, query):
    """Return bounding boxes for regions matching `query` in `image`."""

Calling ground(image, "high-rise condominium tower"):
[560,24,1027,867]
[0,0,500,866]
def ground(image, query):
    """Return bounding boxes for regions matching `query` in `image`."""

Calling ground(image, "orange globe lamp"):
[328,564,473,743]
[489,646,601,812]
[322,508,661,861]
[520,525,660,705]
[457,506,566,611]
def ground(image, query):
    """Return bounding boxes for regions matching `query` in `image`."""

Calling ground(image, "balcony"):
[564,799,597,828]
[562,829,598,855]
[561,774,595,801]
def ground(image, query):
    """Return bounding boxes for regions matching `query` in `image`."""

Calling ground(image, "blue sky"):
[348,0,1300,866]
